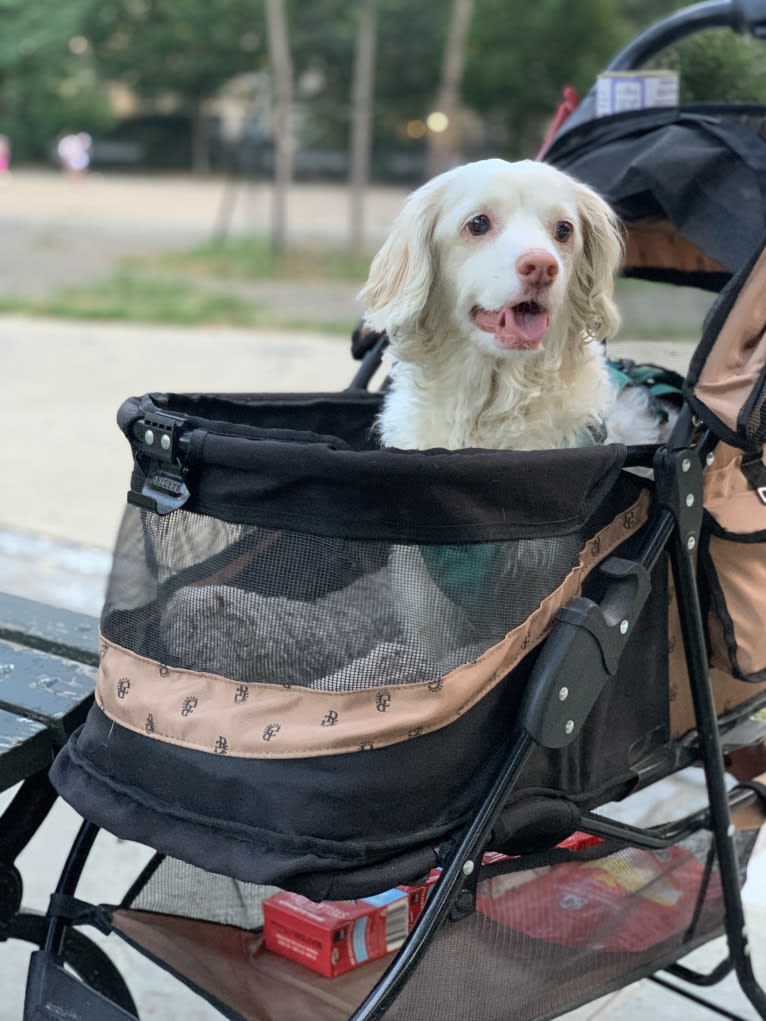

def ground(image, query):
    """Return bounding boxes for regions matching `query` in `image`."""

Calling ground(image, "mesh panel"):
[384,831,757,1021]
[126,856,278,929]
[102,504,585,690]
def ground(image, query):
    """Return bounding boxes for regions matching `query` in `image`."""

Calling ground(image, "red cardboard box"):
[263,888,410,978]
[476,844,717,953]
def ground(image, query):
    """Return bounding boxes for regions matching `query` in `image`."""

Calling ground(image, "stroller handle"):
[607,0,766,72]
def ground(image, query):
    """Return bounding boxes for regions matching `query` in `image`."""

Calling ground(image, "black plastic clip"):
[520,557,651,750]
[133,410,187,464]
[127,410,192,515]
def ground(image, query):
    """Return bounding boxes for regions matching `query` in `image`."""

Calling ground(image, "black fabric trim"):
[621,267,730,292]
[703,513,766,543]
[120,392,631,542]
[186,439,628,541]
[51,680,526,899]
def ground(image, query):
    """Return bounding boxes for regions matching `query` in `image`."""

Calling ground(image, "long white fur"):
[359,157,666,452]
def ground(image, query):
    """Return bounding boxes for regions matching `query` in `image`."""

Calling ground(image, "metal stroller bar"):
[604,0,766,74]
[348,731,537,1021]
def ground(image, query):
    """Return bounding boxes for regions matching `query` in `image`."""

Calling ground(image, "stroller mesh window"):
[102,504,586,691]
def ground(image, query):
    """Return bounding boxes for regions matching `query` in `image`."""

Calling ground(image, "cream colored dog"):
[360,157,665,452]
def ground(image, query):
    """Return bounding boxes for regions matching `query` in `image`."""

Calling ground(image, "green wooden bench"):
[0,591,137,1014]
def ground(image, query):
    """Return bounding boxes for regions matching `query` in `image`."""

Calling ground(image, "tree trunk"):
[349,0,377,255]
[428,0,474,178]
[265,0,293,254]
[190,98,210,175]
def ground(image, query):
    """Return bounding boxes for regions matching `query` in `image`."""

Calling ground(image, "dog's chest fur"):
[378,338,614,451]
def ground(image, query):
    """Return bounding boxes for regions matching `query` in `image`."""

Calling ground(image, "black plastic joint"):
[520,558,651,750]
[653,446,704,552]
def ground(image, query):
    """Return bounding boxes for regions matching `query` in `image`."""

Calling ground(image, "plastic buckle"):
[128,410,191,515]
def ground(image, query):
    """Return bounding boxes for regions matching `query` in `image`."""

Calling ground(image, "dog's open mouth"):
[471,300,550,350]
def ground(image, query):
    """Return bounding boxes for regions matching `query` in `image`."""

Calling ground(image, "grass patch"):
[144,237,371,283]
[0,272,261,327]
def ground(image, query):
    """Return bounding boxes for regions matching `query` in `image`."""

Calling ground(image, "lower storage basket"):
[109,828,759,1021]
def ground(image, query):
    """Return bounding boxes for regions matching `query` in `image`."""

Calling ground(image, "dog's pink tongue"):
[497,302,549,347]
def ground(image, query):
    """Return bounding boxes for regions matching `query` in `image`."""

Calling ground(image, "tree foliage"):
[83,0,266,101]
[0,0,111,160]
[2,0,765,170]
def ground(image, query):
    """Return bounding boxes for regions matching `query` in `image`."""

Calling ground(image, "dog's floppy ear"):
[358,178,443,337]
[570,182,624,341]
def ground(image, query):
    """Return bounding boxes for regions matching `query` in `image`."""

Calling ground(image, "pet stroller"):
[17,2,766,1020]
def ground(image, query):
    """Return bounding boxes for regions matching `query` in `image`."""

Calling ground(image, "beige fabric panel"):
[97,491,650,759]
[624,218,726,276]
[670,442,766,735]
[704,442,766,681]
[694,247,766,434]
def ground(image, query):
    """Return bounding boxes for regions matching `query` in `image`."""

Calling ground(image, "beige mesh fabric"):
[96,493,650,759]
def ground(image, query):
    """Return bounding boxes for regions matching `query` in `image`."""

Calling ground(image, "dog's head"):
[359,158,623,362]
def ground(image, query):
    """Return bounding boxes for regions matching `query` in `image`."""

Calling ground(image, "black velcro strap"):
[47,893,113,935]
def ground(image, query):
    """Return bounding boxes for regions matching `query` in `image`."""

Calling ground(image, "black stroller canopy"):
[545,104,766,290]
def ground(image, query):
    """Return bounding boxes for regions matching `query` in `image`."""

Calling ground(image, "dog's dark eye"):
[554,220,574,243]
[467,214,491,236]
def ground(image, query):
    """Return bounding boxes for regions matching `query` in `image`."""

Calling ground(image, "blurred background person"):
[56,131,92,177]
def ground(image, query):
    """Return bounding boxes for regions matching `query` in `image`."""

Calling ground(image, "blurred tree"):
[349,0,377,252]
[83,0,266,172]
[661,29,766,104]
[265,0,293,251]
[0,0,112,161]
[428,0,474,176]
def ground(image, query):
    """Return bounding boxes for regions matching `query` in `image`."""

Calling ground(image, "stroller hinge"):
[520,558,651,750]
[653,445,704,550]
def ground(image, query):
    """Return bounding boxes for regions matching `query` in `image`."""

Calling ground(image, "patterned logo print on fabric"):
[234,685,249,704]
[376,691,392,712]
[214,736,229,755]
[116,678,131,699]
[623,510,635,530]
[145,714,155,733]
[181,696,199,717]
[321,710,339,727]
[263,723,281,741]
[159,664,170,677]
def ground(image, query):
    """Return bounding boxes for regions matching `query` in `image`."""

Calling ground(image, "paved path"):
[0,169,408,298]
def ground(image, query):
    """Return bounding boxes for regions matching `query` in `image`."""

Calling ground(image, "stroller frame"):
[28,417,766,1021]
